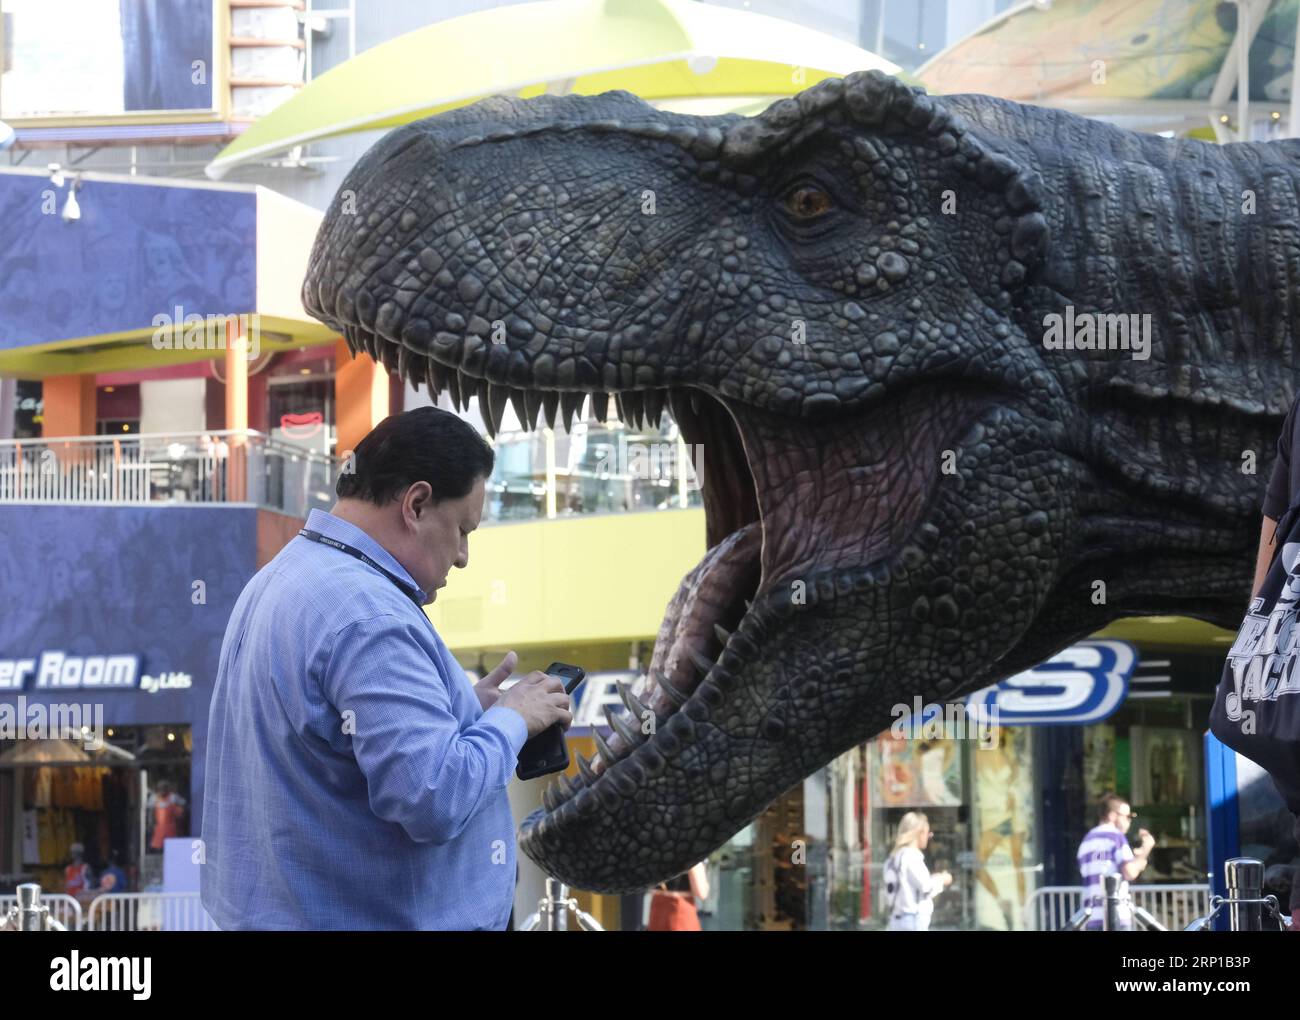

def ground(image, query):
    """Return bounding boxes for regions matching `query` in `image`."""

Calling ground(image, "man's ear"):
[403,481,434,523]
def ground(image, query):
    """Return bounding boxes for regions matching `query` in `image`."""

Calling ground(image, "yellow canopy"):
[207,0,902,179]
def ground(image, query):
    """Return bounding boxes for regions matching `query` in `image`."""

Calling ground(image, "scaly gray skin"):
[302,70,1300,893]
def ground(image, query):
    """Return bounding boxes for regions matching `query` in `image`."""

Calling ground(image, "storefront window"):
[971,726,1037,929]
[0,724,191,899]
[1080,696,1208,885]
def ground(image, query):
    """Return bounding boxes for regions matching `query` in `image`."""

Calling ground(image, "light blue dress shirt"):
[200,508,528,930]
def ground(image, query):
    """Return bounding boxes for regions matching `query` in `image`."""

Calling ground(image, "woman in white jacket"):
[884,812,952,930]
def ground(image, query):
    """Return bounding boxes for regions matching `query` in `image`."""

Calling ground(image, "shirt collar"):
[303,508,427,602]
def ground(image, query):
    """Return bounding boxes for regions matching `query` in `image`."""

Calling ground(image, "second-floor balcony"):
[0,430,337,518]
[0,418,706,524]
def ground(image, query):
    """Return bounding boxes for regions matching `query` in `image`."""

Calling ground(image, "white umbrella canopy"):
[207,0,903,178]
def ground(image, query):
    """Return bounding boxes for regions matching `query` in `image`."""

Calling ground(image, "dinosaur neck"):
[947,96,1299,615]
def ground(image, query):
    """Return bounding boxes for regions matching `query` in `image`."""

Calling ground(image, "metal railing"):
[0,430,337,517]
[85,891,220,931]
[1025,883,1210,931]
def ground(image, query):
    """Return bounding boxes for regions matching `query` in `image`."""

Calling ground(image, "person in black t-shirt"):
[1250,392,1300,929]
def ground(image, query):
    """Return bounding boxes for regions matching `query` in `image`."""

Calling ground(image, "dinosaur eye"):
[783,184,833,220]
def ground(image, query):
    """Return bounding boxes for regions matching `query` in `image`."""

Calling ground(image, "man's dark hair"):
[336,406,495,505]
[1098,792,1125,822]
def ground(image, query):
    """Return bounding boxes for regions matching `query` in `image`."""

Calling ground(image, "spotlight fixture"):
[61,177,81,222]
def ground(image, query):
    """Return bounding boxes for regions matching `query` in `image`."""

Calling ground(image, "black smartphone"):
[515,662,586,781]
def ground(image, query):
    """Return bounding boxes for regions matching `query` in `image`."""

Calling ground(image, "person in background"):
[97,849,129,893]
[648,860,711,930]
[884,811,952,930]
[64,843,93,897]
[149,780,186,851]
[1076,792,1154,930]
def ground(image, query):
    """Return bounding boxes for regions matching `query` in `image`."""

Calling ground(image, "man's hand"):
[498,670,573,738]
[1135,828,1155,856]
[473,651,518,712]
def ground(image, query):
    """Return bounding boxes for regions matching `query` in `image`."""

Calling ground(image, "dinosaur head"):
[303,72,1109,893]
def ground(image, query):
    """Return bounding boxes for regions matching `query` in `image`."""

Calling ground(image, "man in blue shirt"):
[201,407,572,930]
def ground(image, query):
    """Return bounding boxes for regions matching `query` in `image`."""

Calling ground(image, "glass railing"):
[482,416,705,523]
[0,430,337,518]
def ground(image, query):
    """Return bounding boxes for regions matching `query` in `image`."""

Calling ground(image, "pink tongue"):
[637,521,762,716]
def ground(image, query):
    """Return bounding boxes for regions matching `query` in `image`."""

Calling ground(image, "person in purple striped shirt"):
[1075,793,1154,930]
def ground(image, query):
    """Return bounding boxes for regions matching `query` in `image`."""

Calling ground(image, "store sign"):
[570,671,637,733]
[964,639,1136,725]
[0,651,191,694]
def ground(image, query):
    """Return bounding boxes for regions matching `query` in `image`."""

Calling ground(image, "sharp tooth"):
[604,705,643,747]
[486,383,509,436]
[424,358,447,398]
[508,387,529,430]
[654,669,687,707]
[542,391,560,429]
[356,328,378,362]
[644,389,665,430]
[743,599,753,613]
[477,379,497,438]
[714,623,731,647]
[593,729,619,770]
[690,390,702,415]
[542,784,562,813]
[622,391,645,428]
[688,649,714,677]
[380,339,400,374]
[576,752,598,785]
[591,392,609,422]
[614,393,628,422]
[523,389,543,431]
[618,680,649,721]
[398,344,415,385]
[446,369,464,411]
[560,391,585,432]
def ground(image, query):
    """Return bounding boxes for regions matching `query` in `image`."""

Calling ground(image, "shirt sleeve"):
[1262,395,1300,519]
[320,613,530,845]
[1118,841,1135,867]
[903,848,940,900]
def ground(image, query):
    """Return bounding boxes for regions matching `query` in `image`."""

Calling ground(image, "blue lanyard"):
[298,529,425,607]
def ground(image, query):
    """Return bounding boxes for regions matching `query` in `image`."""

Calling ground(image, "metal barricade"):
[518,878,604,931]
[1026,883,1209,931]
[0,884,70,931]
[86,892,220,931]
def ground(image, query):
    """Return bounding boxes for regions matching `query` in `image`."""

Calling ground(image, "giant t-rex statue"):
[302,70,1299,893]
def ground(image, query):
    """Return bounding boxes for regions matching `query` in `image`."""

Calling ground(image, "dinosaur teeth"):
[604,704,644,748]
[560,391,586,433]
[406,341,710,447]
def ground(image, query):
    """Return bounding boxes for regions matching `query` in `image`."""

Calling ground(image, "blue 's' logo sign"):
[965,639,1135,725]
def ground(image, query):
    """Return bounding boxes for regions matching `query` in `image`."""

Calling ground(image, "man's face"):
[408,475,486,601]
[1111,803,1134,833]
